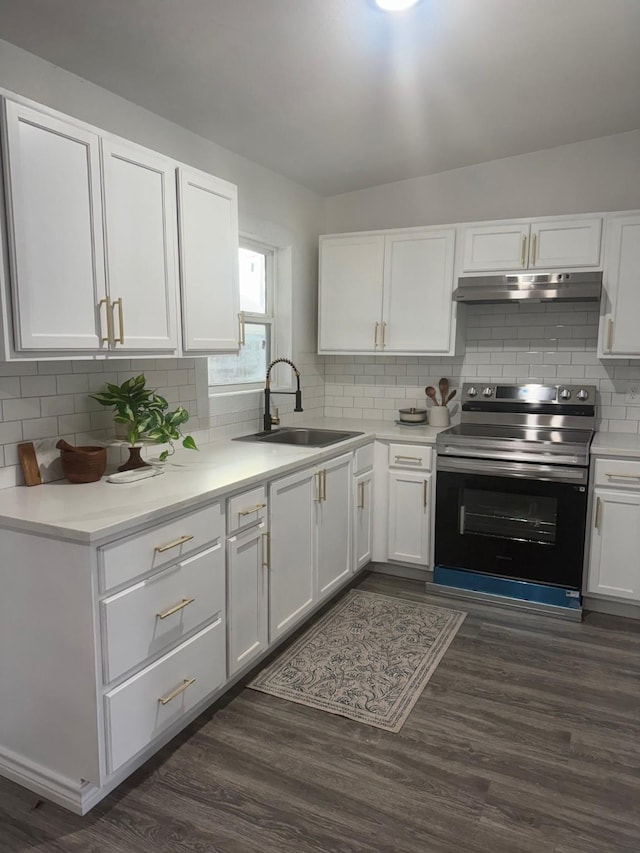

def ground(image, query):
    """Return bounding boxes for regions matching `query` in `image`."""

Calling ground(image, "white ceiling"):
[0,0,638,196]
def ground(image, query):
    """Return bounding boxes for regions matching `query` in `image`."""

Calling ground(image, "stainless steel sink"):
[234,427,363,447]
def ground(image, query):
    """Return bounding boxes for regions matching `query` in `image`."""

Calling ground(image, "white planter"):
[428,407,450,427]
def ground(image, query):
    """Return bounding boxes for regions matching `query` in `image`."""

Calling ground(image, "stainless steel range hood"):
[453,271,602,303]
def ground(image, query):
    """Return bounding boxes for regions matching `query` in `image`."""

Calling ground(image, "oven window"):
[460,488,558,546]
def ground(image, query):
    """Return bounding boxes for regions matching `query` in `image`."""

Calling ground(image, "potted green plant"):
[90,374,198,470]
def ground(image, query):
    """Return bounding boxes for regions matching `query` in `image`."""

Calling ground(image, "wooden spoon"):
[425,386,439,406]
[439,377,450,407]
[445,389,457,405]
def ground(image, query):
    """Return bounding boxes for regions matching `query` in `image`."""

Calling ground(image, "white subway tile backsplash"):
[22,416,58,441]
[3,397,40,421]
[20,375,57,397]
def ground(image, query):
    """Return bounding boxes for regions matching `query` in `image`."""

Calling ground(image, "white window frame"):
[207,235,293,398]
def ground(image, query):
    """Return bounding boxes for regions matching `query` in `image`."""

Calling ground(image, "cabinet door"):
[2,100,107,350]
[354,469,373,570]
[318,234,384,353]
[177,166,240,352]
[530,217,602,269]
[587,489,640,600]
[268,467,315,641]
[387,471,431,566]
[461,223,529,273]
[382,229,455,353]
[227,522,269,677]
[599,213,640,357]
[317,453,352,599]
[101,139,179,351]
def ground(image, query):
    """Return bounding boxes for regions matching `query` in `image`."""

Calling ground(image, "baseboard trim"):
[0,747,99,815]
[369,561,431,582]
[583,595,640,621]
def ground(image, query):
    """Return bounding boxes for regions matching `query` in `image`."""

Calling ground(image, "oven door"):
[435,457,588,589]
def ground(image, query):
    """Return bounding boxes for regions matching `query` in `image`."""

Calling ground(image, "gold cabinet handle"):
[238,502,267,517]
[395,455,422,464]
[322,469,327,501]
[423,479,428,508]
[520,234,527,267]
[156,596,195,620]
[154,534,194,553]
[158,677,196,706]
[315,471,322,502]
[381,322,386,349]
[605,472,640,479]
[531,233,537,266]
[606,318,614,351]
[112,297,124,344]
[374,321,379,349]
[261,531,271,568]
[358,481,365,510]
[99,297,113,344]
[594,496,602,530]
[238,311,246,346]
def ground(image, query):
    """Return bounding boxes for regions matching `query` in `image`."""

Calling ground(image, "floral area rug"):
[248,589,466,732]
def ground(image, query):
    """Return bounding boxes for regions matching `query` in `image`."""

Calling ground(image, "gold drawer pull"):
[156,596,195,620]
[594,497,602,530]
[374,321,379,349]
[158,677,196,706]
[99,297,113,344]
[238,310,246,346]
[606,318,614,351]
[113,297,124,344]
[262,531,271,568]
[154,534,194,553]
[381,321,387,349]
[358,481,365,510]
[395,455,422,464]
[238,502,267,516]
[605,472,640,479]
[531,233,537,266]
[520,234,527,267]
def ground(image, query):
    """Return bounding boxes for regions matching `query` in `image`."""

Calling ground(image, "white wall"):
[0,39,325,487]
[322,131,640,435]
[324,130,640,233]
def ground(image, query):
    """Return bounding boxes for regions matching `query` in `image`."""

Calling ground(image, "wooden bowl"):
[59,446,107,484]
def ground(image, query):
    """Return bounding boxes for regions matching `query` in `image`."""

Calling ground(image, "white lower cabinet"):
[268,466,316,641]
[353,442,374,571]
[388,470,431,565]
[386,443,433,567]
[226,485,269,677]
[587,457,640,602]
[268,451,353,640]
[104,619,226,774]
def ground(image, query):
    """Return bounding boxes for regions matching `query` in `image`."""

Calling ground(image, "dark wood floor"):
[2,572,640,853]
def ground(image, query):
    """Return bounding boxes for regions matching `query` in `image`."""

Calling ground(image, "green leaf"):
[159,449,169,462]
[182,435,198,451]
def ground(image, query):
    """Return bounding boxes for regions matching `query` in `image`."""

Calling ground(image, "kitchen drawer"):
[101,542,225,684]
[99,502,223,592]
[388,443,432,471]
[593,458,640,489]
[227,485,267,535]
[354,442,374,474]
[104,619,226,774]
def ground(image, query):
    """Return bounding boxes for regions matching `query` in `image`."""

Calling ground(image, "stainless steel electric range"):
[434,382,596,614]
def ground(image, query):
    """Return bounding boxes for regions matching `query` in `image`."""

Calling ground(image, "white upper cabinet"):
[101,138,179,351]
[461,216,602,273]
[318,233,385,352]
[318,227,456,356]
[177,166,240,353]
[0,93,241,360]
[598,211,640,358]
[2,100,108,351]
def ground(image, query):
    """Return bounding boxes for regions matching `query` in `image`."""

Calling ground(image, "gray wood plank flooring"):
[1,572,639,852]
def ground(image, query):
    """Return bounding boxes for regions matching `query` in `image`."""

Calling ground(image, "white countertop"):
[0,417,444,544]
[591,432,640,459]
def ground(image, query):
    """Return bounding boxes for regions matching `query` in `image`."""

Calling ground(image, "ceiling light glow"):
[374,0,421,11]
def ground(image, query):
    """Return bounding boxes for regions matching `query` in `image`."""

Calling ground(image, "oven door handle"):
[437,455,588,485]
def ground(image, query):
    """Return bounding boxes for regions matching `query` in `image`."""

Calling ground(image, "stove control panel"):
[460,383,596,407]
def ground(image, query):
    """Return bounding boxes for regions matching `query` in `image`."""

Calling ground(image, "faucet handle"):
[271,407,280,426]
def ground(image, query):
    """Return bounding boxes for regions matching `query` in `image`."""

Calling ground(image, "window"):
[208,239,275,392]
